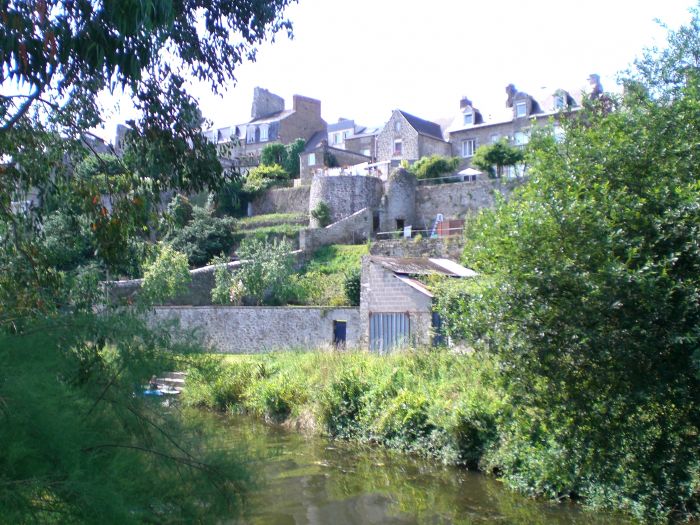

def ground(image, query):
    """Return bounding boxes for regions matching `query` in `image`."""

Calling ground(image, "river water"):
[191,412,633,525]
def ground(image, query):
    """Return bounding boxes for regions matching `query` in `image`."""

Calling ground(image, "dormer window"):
[463,111,474,126]
[554,94,566,110]
[515,101,527,118]
[260,125,269,142]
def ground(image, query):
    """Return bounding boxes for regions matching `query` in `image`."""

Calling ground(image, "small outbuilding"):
[359,256,476,353]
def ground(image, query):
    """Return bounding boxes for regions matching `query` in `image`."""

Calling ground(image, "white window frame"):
[462,138,476,158]
[515,101,527,118]
[393,139,403,156]
[259,125,269,142]
[463,111,474,126]
[308,152,316,166]
[514,131,529,146]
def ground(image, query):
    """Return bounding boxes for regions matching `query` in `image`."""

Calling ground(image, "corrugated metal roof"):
[371,256,475,277]
[395,275,434,297]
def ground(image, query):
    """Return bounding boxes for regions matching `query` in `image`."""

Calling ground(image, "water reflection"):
[188,411,632,525]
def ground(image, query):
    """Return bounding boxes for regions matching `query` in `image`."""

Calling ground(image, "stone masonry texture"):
[151,306,360,353]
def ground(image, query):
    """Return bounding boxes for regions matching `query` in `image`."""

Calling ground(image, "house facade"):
[376,110,451,165]
[447,84,579,173]
[203,87,327,170]
[299,131,372,185]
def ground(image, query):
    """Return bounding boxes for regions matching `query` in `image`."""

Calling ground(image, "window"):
[308,153,316,166]
[515,101,527,118]
[394,120,401,132]
[259,125,269,142]
[247,126,256,143]
[393,140,402,156]
[490,133,501,144]
[463,111,473,126]
[514,131,529,146]
[333,132,342,145]
[462,138,476,158]
[343,130,350,140]
[554,95,566,110]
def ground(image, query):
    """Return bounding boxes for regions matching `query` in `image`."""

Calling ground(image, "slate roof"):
[328,119,355,132]
[248,109,294,124]
[303,131,326,153]
[398,110,445,141]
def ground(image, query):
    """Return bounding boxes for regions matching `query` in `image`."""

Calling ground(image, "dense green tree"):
[283,138,306,178]
[471,138,524,178]
[242,163,290,195]
[259,139,305,178]
[166,206,236,267]
[224,238,295,305]
[408,155,460,180]
[436,8,700,521]
[260,143,288,166]
[0,0,296,520]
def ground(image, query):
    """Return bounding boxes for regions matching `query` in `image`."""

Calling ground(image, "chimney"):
[293,95,321,117]
[459,96,472,110]
[251,87,285,120]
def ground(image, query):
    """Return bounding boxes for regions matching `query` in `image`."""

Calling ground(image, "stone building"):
[203,87,327,168]
[447,84,580,173]
[299,131,373,185]
[344,127,380,161]
[359,256,476,352]
[376,110,451,166]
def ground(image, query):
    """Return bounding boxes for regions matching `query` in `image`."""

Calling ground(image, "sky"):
[97,0,697,141]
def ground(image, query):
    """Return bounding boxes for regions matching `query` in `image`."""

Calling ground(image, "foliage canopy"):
[436,8,700,521]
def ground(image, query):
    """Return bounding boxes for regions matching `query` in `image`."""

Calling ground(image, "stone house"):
[359,256,476,352]
[447,84,579,174]
[344,127,380,161]
[299,131,373,185]
[203,87,327,168]
[376,110,452,166]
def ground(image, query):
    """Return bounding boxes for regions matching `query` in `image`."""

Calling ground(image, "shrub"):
[408,155,460,180]
[141,243,191,303]
[311,201,332,227]
[343,267,361,306]
[242,164,289,196]
[166,206,236,267]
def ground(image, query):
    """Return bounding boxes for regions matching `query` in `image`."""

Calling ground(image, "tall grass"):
[183,349,504,468]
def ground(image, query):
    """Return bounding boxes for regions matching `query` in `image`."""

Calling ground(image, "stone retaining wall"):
[370,237,464,260]
[414,179,521,228]
[151,306,360,353]
[109,261,242,307]
[251,186,311,215]
[300,208,372,252]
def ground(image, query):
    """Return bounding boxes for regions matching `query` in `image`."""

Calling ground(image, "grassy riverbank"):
[183,349,699,523]
[183,350,504,468]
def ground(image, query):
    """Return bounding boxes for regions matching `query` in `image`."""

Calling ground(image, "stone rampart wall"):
[414,179,521,229]
[251,186,311,216]
[151,306,360,353]
[308,174,383,225]
[370,237,464,260]
[300,208,372,252]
